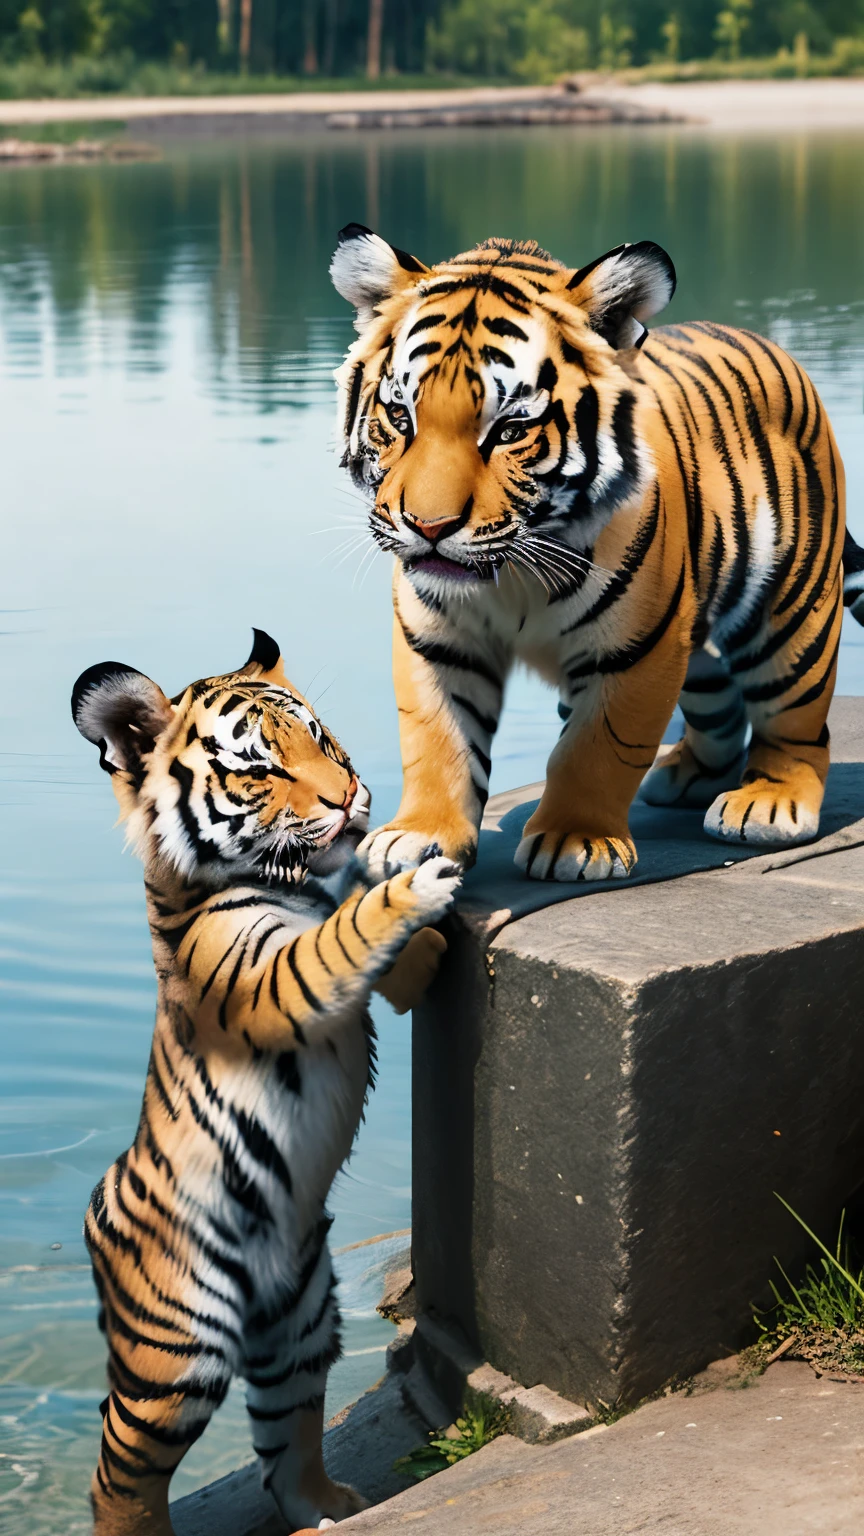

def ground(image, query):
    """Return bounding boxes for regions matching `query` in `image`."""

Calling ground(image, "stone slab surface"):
[461,696,864,935]
[338,1362,864,1535]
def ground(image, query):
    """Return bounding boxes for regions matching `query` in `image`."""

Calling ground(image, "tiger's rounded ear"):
[566,241,676,350]
[330,223,428,331]
[71,662,173,779]
[236,627,288,686]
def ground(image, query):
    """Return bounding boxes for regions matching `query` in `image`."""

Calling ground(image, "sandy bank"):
[0,77,861,132]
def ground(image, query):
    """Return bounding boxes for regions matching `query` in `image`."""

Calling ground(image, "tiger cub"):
[71,629,459,1536]
[330,227,860,884]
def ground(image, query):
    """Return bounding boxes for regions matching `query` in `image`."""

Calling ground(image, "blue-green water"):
[1,124,864,1530]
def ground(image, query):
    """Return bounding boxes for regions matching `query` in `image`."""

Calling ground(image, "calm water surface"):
[2,124,864,1530]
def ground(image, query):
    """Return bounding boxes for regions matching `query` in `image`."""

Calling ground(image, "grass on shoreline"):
[0,45,862,102]
[0,57,509,101]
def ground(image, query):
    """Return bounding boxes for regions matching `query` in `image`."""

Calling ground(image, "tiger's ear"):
[566,241,676,350]
[72,662,173,779]
[330,223,428,331]
[236,627,289,687]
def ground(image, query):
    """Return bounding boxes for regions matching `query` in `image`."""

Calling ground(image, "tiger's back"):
[643,319,842,650]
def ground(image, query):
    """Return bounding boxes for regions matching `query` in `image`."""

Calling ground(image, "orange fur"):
[332,233,850,880]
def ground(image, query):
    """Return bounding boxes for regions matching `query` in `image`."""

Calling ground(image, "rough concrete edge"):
[466,1362,593,1444]
[411,1314,594,1445]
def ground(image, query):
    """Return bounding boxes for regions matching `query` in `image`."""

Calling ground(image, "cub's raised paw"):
[703,782,820,845]
[515,831,636,882]
[357,826,446,880]
[405,854,462,924]
[640,739,746,810]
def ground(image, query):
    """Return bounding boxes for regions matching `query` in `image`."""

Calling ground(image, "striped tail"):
[843,529,864,623]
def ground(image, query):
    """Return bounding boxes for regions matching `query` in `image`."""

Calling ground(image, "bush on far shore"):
[613,37,864,82]
[0,56,502,100]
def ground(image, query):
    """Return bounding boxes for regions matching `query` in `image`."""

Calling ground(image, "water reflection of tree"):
[0,134,862,406]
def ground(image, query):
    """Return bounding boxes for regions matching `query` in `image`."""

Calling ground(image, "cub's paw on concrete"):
[703,781,820,845]
[515,831,636,882]
[640,739,746,810]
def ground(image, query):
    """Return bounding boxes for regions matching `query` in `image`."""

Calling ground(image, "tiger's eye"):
[498,421,530,445]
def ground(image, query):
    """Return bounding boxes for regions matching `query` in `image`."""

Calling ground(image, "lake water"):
[1,123,864,1531]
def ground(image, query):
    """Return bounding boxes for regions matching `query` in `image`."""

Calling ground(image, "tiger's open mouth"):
[406,553,493,583]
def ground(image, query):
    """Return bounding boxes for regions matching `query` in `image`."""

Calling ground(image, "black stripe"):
[398,616,502,690]
[737,328,795,431]
[286,938,325,1008]
[109,1393,210,1449]
[741,598,838,703]
[564,483,660,634]
[569,563,687,681]
[345,362,364,438]
[169,759,218,865]
[483,315,528,341]
[451,692,498,735]
[200,932,243,1000]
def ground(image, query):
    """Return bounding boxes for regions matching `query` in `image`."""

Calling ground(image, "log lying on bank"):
[0,137,158,163]
[322,96,685,130]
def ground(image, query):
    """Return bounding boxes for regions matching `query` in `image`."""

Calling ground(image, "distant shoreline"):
[0,79,862,133]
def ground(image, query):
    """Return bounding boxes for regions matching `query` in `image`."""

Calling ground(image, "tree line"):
[0,0,861,78]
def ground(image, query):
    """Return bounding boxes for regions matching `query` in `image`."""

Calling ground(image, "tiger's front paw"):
[704,782,820,845]
[514,831,636,882]
[403,854,462,924]
[357,821,475,880]
[357,826,447,880]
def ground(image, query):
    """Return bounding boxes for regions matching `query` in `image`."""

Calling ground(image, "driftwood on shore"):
[322,96,684,131]
[0,137,159,164]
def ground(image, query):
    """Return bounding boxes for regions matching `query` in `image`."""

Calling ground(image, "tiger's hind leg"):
[703,575,843,846]
[244,1234,368,1529]
[640,644,749,809]
[91,1387,220,1536]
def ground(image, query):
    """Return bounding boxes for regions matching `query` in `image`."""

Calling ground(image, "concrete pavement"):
[340,1360,864,1535]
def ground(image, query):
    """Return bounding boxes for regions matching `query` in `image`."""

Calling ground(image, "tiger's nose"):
[403,512,463,544]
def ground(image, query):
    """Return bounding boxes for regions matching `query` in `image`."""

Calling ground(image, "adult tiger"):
[330,225,863,882]
[71,630,458,1536]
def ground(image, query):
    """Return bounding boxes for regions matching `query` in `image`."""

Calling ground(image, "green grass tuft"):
[753,1196,864,1380]
[393,1405,508,1482]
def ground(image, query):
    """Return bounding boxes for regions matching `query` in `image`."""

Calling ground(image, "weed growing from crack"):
[752,1196,864,1381]
[393,1405,509,1481]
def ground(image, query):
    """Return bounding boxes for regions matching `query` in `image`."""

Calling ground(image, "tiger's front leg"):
[516,621,690,882]
[358,580,507,879]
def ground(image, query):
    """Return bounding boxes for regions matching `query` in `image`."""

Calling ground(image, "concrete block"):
[406,1311,591,1443]
[412,697,864,1409]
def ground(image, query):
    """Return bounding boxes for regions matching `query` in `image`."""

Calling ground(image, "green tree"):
[660,11,680,59]
[714,0,751,59]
